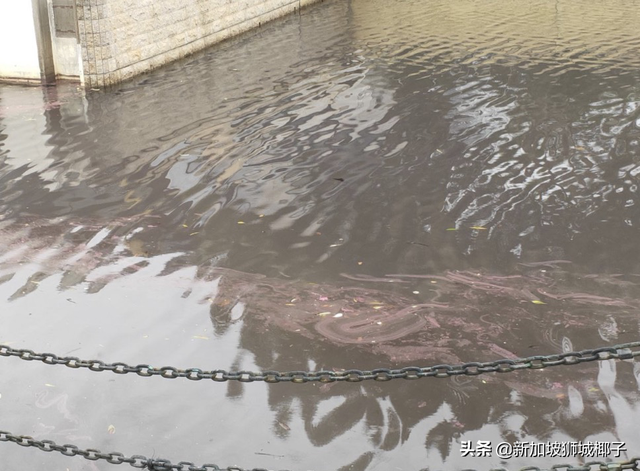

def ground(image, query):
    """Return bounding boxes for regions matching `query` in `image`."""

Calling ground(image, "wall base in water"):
[77,0,324,88]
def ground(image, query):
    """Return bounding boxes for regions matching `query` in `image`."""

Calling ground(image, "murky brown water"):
[2,0,640,469]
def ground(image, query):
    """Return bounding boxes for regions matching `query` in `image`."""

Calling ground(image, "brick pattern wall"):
[75,0,322,88]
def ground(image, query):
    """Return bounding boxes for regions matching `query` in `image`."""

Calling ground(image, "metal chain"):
[1,430,638,471]
[0,429,255,471]
[519,459,640,471]
[1,341,638,384]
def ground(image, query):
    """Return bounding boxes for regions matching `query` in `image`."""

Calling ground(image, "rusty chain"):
[0,341,638,383]
[1,430,638,471]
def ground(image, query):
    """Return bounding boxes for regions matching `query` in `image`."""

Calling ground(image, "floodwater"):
[1,0,640,469]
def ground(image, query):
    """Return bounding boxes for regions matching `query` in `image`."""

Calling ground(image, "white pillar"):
[0,0,55,83]
[0,2,41,81]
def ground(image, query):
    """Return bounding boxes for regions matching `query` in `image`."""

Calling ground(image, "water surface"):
[1,0,640,469]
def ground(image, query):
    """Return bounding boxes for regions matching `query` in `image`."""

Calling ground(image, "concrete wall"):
[0,2,43,81]
[76,0,323,88]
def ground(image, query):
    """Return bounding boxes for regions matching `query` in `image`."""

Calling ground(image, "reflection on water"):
[1,0,640,469]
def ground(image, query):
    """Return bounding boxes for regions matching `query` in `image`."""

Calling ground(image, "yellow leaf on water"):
[446,228,457,231]
[192,335,209,340]
[277,421,290,431]
[237,221,245,225]
[45,384,55,388]
[285,303,295,306]
[317,312,331,317]
[531,300,546,305]
[107,425,116,434]
[373,306,384,310]
[470,226,487,230]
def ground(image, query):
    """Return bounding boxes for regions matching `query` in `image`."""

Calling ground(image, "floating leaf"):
[446,228,457,231]
[237,221,245,225]
[470,226,487,230]
[277,421,290,431]
[531,300,546,305]
[107,425,116,434]
[333,313,343,318]
[317,311,331,317]
[192,335,209,340]
[45,384,55,388]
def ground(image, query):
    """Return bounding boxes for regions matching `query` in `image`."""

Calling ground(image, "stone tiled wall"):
[75,0,322,88]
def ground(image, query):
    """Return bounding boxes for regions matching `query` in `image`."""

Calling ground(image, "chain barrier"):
[0,430,638,471]
[0,341,639,384]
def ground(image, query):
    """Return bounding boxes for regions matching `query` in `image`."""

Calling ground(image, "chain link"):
[1,430,638,471]
[522,458,640,471]
[0,342,638,384]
